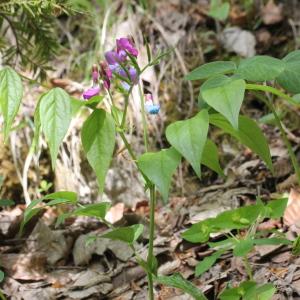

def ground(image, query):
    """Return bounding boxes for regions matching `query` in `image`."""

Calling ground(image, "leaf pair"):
[138,110,221,203]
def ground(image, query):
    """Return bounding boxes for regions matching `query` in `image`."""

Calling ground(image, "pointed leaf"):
[0,66,23,141]
[73,202,111,219]
[277,50,300,93]
[185,61,236,80]
[138,147,181,203]
[166,110,209,177]
[209,113,273,171]
[0,270,4,283]
[39,88,72,168]
[101,224,144,244]
[81,109,115,193]
[196,249,225,276]
[155,273,207,300]
[202,139,224,176]
[236,55,285,82]
[201,75,245,129]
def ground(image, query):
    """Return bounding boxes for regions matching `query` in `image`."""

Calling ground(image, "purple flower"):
[116,37,138,57]
[92,64,99,85]
[118,66,139,84]
[100,61,112,89]
[121,81,130,91]
[105,50,125,65]
[83,87,100,100]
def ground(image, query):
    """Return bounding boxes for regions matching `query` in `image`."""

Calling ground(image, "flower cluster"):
[104,37,139,91]
[82,37,160,115]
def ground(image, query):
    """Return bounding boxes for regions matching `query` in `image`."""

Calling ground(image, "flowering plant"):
[2,37,300,299]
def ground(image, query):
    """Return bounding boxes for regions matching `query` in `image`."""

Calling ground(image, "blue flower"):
[145,103,160,115]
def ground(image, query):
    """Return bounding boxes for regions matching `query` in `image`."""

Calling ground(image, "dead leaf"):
[105,203,124,224]
[284,188,300,229]
[261,0,283,25]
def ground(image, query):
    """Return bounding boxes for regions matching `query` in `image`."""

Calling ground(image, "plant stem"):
[121,85,133,129]
[252,91,300,185]
[245,84,299,106]
[243,256,253,281]
[147,184,156,300]
[138,82,149,152]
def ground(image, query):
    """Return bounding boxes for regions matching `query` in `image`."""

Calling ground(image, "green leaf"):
[236,55,285,82]
[39,88,72,168]
[253,238,292,246]
[0,199,15,206]
[43,191,77,203]
[182,219,213,243]
[209,114,273,171]
[0,270,4,283]
[166,110,209,177]
[277,50,300,93]
[101,224,144,244]
[209,0,230,21]
[202,139,224,176]
[32,95,42,153]
[292,236,300,255]
[265,198,288,219]
[19,207,42,234]
[155,273,207,300]
[233,239,254,257]
[196,249,225,276]
[220,281,257,300]
[185,61,236,80]
[73,202,111,219]
[0,66,23,141]
[201,75,245,129]
[256,283,276,300]
[81,109,115,193]
[138,147,181,203]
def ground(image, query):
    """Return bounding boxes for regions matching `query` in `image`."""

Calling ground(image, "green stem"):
[139,82,148,152]
[147,184,156,300]
[121,85,133,129]
[245,84,299,106]
[138,82,149,152]
[252,91,300,185]
[243,256,253,280]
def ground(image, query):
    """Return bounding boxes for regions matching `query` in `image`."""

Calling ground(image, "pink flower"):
[100,61,112,89]
[83,87,100,100]
[116,37,138,57]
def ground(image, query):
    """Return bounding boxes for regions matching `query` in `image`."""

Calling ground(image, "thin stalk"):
[121,85,133,129]
[138,82,149,152]
[147,184,156,300]
[252,91,300,185]
[245,84,299,106]
[243,256,253,280]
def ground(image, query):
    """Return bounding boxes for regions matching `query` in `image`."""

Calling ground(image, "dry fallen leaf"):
[105,203,124,224]
[284,188,300,229]
[261,0,283,25]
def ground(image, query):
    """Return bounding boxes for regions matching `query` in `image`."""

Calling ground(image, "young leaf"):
[253,238,291,246]
[277,50,300,93]
[233,239,254,257]
[185,61,236,81]
[101,224,144,244]
[196,249,226,276]
[202,139,224,176]
[208,0,230,21]
[137,147,181,203]
[155,273,207,300]
[73,202,111,219]
[209,114,273,171]
[81,109,115,193]
[0,66,23,141]
[255,283,276,300]
[39,88,72,168]
[201,75,245,129]
[236,55,285,82]
[219,281,257,300]
[166,109,209,177]
[181,219,213,243]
